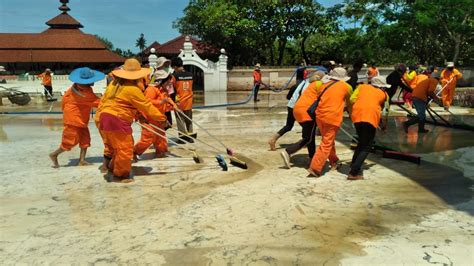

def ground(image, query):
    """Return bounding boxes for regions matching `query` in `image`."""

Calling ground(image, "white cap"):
[446,62,454,67]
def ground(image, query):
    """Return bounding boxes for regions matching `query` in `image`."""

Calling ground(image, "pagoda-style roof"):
[0,33,104,49]
[46,13,83,29]
[0,0,124,65]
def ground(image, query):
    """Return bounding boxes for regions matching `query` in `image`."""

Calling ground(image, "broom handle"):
[436,77,454,97]
[339,124,359,143]
[171,102,229,149]
[136,121,195,154]
[164,124,222,153]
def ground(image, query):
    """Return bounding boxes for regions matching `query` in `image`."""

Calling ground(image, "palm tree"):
[135,33,147,53]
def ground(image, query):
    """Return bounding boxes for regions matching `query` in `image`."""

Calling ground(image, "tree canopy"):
[174,0,473,66]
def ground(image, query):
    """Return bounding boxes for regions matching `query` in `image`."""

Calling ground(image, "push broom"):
[339,124,421,165]
[170,101,236,156]
[145,122,229,171]
[136,121,204,164]
[169,102,248,169]
[156,122,245,170]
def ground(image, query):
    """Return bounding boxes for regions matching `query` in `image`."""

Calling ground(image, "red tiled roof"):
[143,41,161,54]
[0,32,105,49]
[46,13,83,28]
[0,49,124,63]
[145,35,217,55]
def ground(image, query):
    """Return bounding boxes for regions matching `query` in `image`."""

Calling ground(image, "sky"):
[0,0,343,52]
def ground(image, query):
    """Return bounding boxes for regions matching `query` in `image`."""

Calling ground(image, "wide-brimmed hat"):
[308,70,326,83]
[69,67,105,84]
[446,62,454,67]
[112,58,151,80]
[255,63,261,69]
[371,76,390,88]
[156,57,171,68]
[153,69,170,81]
[327,67,350,81]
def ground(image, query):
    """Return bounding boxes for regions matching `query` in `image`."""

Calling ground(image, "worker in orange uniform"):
[134,70,174,159]
[307,68,353,177]
[348,76,390,180]
[171,57,195,143]
[403,69,441,133]
[49,67,105,168]
[37,68,54,100]
[440,62,463,111]
[402,65,418,109]
[279,71,325,168]
[253,63,262,102]
[366,62,379,81]
[98,58,167,183]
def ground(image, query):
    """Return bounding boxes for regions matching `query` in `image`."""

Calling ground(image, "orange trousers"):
[101,130,134,178]
[60,124,90,151]
[442,85,455,107]
[134,123,168,156]
[95,121,112,159]
[310,119,340,173]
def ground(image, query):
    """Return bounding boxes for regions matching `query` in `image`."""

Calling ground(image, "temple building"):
[0,0,124,74]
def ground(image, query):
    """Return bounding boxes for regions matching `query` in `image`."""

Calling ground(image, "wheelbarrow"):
[0,86,31,105]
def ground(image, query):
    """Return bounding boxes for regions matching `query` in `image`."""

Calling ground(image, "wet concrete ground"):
[0,92,473,265]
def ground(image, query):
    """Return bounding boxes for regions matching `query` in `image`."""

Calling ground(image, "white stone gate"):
[177,36,228,92]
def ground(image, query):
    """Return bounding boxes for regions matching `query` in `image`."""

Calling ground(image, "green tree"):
[174,0,322,66]
[135,33,147,52]
[95,35,114,50]
[343,0,473,65]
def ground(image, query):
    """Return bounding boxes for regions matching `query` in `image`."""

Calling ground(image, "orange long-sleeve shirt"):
[367,67,379,80]
[315,80,353,127]
[350,84,388,128]
[293,80,323,123]
[62,85,100,128]
[403,71,418,89]
[144,85,173,116]
[37,72,52,86]
[412,74,438,102]
[99,81,166,124]
[440,68,462,90]
[253,70,262,84]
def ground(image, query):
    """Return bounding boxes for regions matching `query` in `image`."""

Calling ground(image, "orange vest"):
[293,81,323,123]
[315,80,352,127]
[412,74,438,102]
[62,85,100,128]
[351,84,387,128]
[174,71,193,110]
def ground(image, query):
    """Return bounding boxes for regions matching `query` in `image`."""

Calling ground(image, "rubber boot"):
[268,133,280,151]
[418,121,429,133]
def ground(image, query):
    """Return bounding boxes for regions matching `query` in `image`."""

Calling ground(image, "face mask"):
[164,66,170,73]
